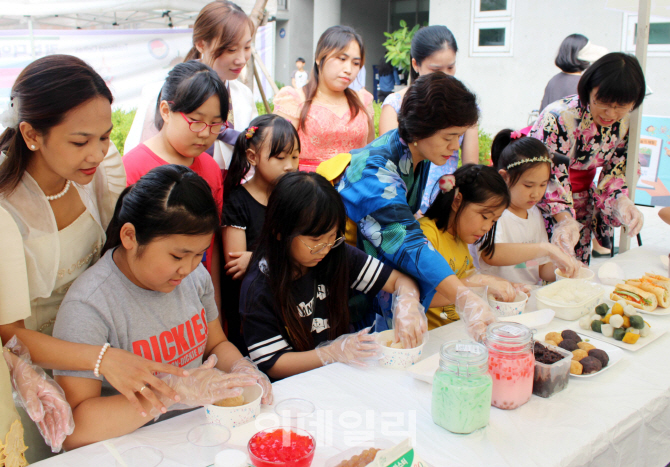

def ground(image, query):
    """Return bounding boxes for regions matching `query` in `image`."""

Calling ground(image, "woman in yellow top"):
[420,165,516,329]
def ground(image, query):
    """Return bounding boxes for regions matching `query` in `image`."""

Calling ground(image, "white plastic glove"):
[545,243,583,277]
[551,217,582,255]
[462,272,516,302]
[315,328,381,368]
[391,286,427,349]
[455,287,497,343]
[3,336,74,453]
[614,196,644,237]
[230,357,273,405]
[154,355,257,414]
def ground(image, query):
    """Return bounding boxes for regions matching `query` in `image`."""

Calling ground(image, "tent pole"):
[252,47,279,94]
[619,0,650,254]
[253,63,271,114]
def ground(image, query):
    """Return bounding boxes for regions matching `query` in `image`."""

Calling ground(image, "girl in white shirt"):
[476,129,581,285]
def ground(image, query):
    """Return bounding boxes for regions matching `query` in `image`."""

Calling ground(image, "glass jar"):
[432,340,492,434]
[485,322,535,410]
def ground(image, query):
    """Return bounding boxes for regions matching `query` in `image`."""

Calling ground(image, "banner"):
[635,115,670,207]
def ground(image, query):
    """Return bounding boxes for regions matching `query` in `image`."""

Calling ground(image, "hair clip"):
[506,156,552,170]
[510,130,523,140]
[245,126,258,139]
[438,174,459,197]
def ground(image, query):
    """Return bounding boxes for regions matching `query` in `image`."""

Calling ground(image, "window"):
[389,0,429,30]
[470,0,514,56]
[623,13,670,55]
[277,0,287,10]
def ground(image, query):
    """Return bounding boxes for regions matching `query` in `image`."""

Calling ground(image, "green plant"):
[111,108,136,156]
[275,80,285,90]
[478,128,493,166]
[373,101,382,138]
[256,99,274,116]
[382,20,420,74]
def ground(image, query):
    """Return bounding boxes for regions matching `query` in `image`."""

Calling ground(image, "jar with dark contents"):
[485,322,534,410]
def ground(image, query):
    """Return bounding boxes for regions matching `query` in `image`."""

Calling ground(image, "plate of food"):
[573,301,667,351]
[538,330,624,378]
[600,273,670,316]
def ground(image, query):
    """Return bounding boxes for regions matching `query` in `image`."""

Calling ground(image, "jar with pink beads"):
[485,322,534,410]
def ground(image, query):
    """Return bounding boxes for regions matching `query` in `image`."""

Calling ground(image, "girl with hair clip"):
[530,52,646,264]
[124,1,257,172]
[420,164,518,329]
[273,25,375,171]
[123,60,228,304]
[52,165,272,450]
[378,25,479,215]
[240,172,426,380]
[221,114,300,353]
[475,130,582,285]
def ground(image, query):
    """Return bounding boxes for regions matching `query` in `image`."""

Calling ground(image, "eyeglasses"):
[177,112,229,134]
[299,236,345,255]
[590,98,634,114]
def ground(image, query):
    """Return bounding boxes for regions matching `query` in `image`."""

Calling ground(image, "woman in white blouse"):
[0,55,188,462]
[124,1,258,171]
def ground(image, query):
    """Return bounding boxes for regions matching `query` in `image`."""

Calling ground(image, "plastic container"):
[532,343,571,398]
[485,322,535,410]
[376,329,425,369]
[324,439,394,467]
[535,279,603,321]
[248,427,315,467]
[555,267,595,281]
[432,340,492,434]
[487,292,528,317]
[205,383,263,428]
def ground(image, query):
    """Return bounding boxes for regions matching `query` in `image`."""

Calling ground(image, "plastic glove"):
[456,287,497,343]
[154,355,257,414]
[462,272,516,302]
[614,196,644,237]
[230,357,273,405]
[511,283,535,296]
[551,217,582,255]
[3,336,74,453]
[391,286,427,350]
[545,243,583,277]
[315,328,381,368]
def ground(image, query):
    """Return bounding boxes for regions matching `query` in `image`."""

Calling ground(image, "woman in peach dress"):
[274,26,374,171]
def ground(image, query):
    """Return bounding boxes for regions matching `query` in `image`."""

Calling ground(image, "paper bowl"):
[487,292,528,317]
[376,329,425,369]
[205,383,263,428]
[555,267,595,281]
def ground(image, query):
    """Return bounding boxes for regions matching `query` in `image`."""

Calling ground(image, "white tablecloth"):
[33,246,670,467]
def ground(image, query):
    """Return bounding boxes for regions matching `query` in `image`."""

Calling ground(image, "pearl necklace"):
[45,180,71,201]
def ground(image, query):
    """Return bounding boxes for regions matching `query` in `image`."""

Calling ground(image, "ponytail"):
[224,131,253,200]
[0,125,31,195]
[184,46,201,62]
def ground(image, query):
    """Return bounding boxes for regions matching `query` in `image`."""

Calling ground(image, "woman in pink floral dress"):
[530,53,646,264]
[274,26,374,172]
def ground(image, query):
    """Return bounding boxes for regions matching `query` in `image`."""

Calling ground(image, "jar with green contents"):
[431,340,492,434]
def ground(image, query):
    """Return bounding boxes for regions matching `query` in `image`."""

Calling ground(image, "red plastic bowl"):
[248,427,315,467]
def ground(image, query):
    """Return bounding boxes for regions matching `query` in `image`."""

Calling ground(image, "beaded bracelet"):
[94,343,111,378]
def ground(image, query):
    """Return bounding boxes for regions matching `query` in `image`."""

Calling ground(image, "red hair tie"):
[245,126,258,139]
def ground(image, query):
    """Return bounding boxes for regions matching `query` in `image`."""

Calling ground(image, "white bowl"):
[535,279,603,321]
[487,292,528,317]
[205,383,263,428]
[376,329,425,369]
[555,267,595,281]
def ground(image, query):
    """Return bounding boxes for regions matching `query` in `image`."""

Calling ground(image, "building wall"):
[430,0,670,135]
[274,0,314,89]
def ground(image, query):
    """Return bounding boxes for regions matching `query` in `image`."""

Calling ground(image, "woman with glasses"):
[240,172,423,380]
[123,61,229,282]
[529,52,646,263]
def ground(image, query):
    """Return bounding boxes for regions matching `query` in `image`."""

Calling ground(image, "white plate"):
[406,353,439,384]
[601,285,670,316]
[538,331,624,378]
[567,316,667,351]
[499,309,555,328]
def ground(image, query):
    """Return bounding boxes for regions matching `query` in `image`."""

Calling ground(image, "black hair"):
[102,164,220,255]
[410,25,458,81]
[378,56,394,77]
[0,54,113,195]
[296,57,305,63]
[398,73,478,143]
[154,60,229,131]
[577,52,645,110]
[224,114,301,200]
[555,34,589,73]
[246,172,349,352]
[424,164,510,258]
[491,129,552,187]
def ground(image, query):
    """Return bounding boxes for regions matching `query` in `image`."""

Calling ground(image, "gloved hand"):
[462,272,516,302]
[456,287,497,343]
[614,196,644,237]
[391,286,427,349]
[230,357,273,405]
[3,336,74,453]
[315,328,381,368]
[154,355,257,413]
[551,217,582,255]
[545,243,583,277]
